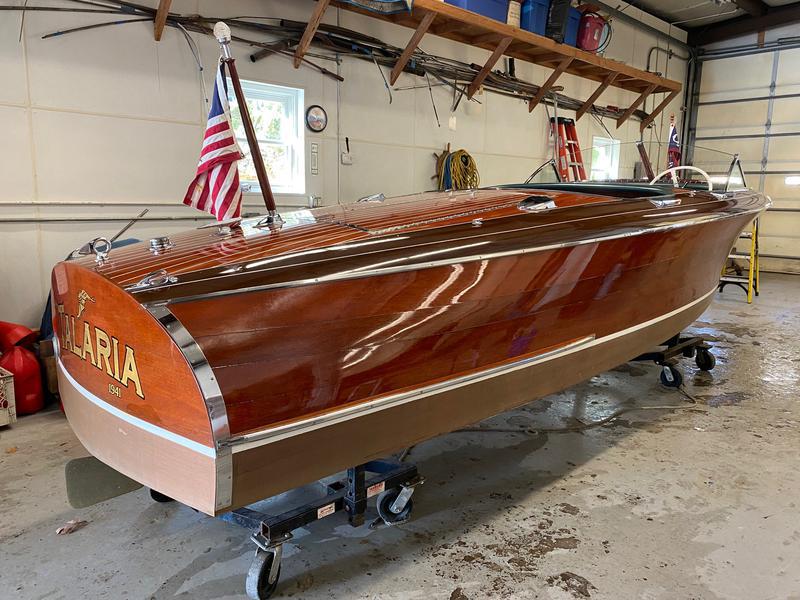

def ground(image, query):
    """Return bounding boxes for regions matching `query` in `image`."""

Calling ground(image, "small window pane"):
[230,97,287,143]
[224,78,305,195]
[589,136,620,181]
[238,143,291,187]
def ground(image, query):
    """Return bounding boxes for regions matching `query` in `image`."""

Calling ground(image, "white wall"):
[0,0,686,327]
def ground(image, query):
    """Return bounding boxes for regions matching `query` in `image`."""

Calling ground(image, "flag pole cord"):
[215,22,278,219]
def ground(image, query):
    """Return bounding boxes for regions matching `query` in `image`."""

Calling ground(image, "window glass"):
[589,136,621,182]
[228,79,305,194]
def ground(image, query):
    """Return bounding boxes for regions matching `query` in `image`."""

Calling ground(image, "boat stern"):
[51,261,226,515]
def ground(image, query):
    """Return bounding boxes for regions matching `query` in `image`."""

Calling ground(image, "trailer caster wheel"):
[149,489,174,503]
[246,549,281,600]
[660,365,683,388]
[377,488,414,525]
[695,349,716,371]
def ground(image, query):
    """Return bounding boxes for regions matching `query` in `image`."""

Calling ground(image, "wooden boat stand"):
[633,333,716,388]
[217,459,423,599]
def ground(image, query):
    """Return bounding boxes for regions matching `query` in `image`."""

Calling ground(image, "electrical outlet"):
[448,115,457,131]
[341,152,353,165]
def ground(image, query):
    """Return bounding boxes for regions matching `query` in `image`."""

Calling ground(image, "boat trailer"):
[634,333,717,388]
[216,458,423,599]
[205,334,712,599]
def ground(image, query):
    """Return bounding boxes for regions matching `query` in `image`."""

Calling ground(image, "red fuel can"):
[578,13,606,52]
[0,320,36,352]
[0,346,44,415]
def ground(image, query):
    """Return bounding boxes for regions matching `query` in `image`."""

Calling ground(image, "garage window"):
[228,79,305,195]
[589,136,621,181]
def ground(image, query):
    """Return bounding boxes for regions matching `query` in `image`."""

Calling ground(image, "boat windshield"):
[525,141,748,193]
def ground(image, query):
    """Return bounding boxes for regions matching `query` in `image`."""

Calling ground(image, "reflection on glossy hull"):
[52,184,768,514]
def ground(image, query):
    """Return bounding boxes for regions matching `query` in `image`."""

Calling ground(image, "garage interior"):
[1,1,798,599]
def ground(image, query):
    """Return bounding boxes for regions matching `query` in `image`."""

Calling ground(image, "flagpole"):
[214,22,279,222]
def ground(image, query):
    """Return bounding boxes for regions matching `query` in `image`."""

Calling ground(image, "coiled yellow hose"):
[437,149,480,191]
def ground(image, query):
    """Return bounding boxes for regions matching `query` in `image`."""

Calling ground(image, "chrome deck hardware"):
[357,193,386,203]
[125,269,178,291]
[255,212,285,230]
[149,236,174,254]
[519,196,557,212]
[200,217,242,236]
[91,237,111,264]
[650,198,682,208]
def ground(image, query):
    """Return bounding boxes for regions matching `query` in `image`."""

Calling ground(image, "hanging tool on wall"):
[426,73,440,127]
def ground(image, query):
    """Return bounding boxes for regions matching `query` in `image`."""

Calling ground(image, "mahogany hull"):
[51,185,768,514]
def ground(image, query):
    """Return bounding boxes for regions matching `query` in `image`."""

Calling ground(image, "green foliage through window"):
[226,78,305,194]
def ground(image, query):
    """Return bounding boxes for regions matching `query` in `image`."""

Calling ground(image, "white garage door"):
[693,45,800,273]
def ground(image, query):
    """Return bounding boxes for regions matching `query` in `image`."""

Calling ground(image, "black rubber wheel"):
[246,550,281,600]
[376,488,413,525]
[660,365,683,388]
[149,489,174,503]
[695,349,716,371]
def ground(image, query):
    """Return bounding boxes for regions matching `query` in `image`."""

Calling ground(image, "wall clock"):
[305,105,328,133]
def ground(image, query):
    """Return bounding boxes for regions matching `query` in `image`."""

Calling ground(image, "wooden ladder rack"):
[294,0,681,130]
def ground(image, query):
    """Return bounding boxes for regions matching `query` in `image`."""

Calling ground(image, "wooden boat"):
[52,179,768,515]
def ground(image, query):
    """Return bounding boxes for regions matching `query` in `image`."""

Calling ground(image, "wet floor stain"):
[450,587,469,600]
[558,503,580,515]
[693,321,759,340]
[547,571,596,598]
[425,506,584,597]
[611,363,649,377]
[699,392,749,407]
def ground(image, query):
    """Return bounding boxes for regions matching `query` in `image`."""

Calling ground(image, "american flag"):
[667,115,681,169]
[183,62,244,221]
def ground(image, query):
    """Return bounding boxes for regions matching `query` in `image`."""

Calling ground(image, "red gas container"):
[577,13,606,52]
[0,320,36,352]
[0,346,44,415]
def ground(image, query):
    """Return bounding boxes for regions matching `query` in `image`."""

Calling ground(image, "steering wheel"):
[649,166,713,191]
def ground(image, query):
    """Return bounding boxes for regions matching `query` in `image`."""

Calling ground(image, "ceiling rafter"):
[153,0,171,41]
[733,0,767,17]
[688,1,800,46]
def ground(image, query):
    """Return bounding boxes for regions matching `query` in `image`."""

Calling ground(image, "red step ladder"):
[550,117,586,181]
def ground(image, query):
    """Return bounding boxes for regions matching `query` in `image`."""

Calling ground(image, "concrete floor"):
[2,273,799,600]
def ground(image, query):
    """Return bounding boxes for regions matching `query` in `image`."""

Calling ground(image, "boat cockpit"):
[510,141,748,197]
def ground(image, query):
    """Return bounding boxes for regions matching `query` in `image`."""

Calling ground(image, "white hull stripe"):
[223,286,717,454]
[57,359,217,458]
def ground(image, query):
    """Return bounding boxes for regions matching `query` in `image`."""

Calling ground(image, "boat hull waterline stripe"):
[56,357,217,458]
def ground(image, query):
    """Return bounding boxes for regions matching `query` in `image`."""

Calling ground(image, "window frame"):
[227,78,306,196]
